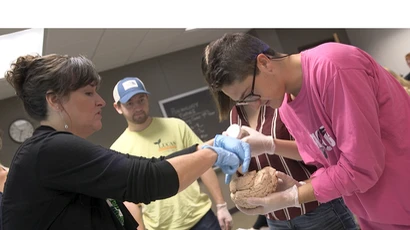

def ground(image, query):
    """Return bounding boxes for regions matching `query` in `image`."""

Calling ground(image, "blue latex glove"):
[224,174,233,185]
[201,145,240,180]
[213,134,251,183]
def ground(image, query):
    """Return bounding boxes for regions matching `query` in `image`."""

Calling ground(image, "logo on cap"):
[122,80,139,91]
[113,77,150,103]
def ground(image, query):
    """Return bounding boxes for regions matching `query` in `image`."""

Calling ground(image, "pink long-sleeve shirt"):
[280,43,410,227]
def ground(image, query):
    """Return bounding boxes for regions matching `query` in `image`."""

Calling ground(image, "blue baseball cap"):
[113,77,150,103]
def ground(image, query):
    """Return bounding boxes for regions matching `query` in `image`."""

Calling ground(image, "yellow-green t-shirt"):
[110,117,211,230]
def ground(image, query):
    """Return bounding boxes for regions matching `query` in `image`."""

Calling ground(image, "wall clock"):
[9,119,34,143]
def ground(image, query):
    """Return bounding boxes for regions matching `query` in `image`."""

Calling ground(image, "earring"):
[58,110,68,130]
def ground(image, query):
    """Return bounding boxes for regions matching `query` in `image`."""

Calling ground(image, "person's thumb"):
[236,204,264,216]
[276,171,293,183]
[247,197,265,206]
[241,135,251,144]
[241,145,250,173]
[240,126,254,134]
[225,174,232,184]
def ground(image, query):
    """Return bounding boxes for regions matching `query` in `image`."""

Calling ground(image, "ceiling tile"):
[94,29,149,56]
[0,29,27,36]
[143,29,185,42]
[44,29,104,49]
[168,28,250,52]
[44,40,98,58]
[125,33,181,64]
[93,47,136,72]
[43,29,104,56]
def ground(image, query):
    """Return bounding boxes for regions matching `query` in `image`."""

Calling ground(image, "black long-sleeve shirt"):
[1,126,197,230]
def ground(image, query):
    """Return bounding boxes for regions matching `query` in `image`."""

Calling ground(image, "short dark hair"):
[201,33,279,120]
[5,54,101,121]
[201,33,278,90]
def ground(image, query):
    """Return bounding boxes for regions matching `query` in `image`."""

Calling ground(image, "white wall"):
[346,29,410,76]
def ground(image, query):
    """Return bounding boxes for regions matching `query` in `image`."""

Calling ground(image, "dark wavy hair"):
[5,54,101,121]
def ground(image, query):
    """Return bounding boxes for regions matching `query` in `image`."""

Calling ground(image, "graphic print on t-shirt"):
[310,126,335,159]
[153,138,177,152]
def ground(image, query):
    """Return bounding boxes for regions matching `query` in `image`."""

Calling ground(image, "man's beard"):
[132,112,148,124]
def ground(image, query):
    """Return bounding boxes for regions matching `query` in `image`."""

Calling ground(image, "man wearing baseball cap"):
[110,77,233,230]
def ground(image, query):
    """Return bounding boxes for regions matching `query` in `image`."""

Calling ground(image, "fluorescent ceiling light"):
[0,28,44,79]
[185,28,198,31]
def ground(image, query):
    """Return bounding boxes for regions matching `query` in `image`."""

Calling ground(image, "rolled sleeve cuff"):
[311,168,342,203]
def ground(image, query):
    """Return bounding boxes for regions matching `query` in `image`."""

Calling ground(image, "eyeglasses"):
[235,59,261,105]
[233,53,290,106]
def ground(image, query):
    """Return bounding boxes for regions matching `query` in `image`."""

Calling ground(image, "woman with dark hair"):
[202,32,410,230]
[1,54,250,230]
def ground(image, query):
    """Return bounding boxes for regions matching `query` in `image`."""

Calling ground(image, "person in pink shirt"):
[201,33,410,230]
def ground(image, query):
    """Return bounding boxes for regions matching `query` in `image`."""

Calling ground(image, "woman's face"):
[61,84,106,138]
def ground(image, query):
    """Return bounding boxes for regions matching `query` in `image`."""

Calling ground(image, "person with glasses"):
[201,32,410,230]
[226,104,357,230]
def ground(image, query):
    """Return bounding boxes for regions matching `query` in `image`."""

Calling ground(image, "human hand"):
[274,171,304,191]
[216,202,233,230]
[240,126,275,157]
[201,145,240,181]
[213,134,251,183]
[213,134,251,172]
[236,171,301,215]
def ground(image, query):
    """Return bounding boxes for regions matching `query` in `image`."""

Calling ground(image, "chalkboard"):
[159,86,230,141]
